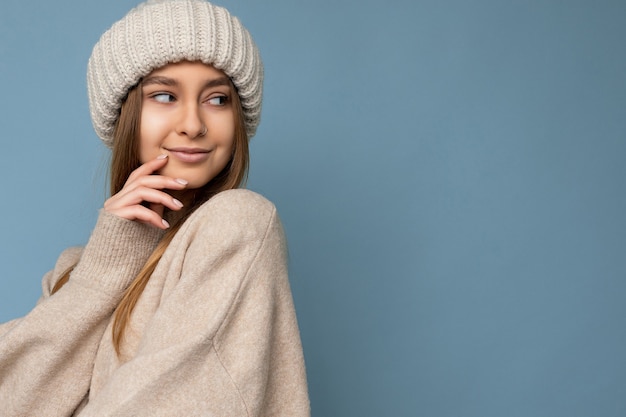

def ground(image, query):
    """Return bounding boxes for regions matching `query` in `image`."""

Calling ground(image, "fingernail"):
[173,198,184,208]
[162,219,170,228]
[175,178,188,185]
[157,154,168,160]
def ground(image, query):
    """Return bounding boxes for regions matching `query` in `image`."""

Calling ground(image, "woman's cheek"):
[139,112,168,163]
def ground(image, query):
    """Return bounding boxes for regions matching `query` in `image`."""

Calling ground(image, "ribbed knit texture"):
[71,210,164,294]
[87,0,263,147]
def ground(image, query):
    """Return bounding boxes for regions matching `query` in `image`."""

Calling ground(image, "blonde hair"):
[52,72,249,355]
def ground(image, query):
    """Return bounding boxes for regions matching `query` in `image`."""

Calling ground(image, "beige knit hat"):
[87,0,263,147]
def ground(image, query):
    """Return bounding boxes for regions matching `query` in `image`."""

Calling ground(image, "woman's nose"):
[176,103,206,138]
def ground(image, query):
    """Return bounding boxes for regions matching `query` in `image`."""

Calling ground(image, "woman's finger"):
[111,205,171,229]
[105,187,184,213]
[124,154,169,184]
[104,154,190,228]
[114,175,188,202]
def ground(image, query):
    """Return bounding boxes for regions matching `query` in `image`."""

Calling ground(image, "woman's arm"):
[0,246,82,337]
[0,155,185,415]
[0,212,164,416]
[79,190,310,417]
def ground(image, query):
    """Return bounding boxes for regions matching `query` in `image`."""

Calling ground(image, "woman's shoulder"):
[194,189,278,224]
[172,189,286,263]
[179,189,282,241]
[55,246,84,271]
[41,246,84,297]
[204,189,276,212]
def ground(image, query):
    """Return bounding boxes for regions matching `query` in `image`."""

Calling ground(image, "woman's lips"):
[166,147,211,163]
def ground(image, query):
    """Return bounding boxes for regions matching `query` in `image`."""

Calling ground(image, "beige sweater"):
[0,189,310,416]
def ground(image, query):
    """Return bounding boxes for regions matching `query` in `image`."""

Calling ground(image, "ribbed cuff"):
[71,210,165,295]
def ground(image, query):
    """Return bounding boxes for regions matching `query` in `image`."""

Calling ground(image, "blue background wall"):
[1,1,625,416]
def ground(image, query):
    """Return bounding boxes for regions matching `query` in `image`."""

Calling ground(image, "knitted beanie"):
[87,0,263,147]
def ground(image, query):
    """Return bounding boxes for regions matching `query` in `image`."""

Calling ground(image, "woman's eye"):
[208,95,228,106]
[152,93,175,103]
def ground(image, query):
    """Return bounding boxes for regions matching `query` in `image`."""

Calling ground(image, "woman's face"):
[139,61,236,190]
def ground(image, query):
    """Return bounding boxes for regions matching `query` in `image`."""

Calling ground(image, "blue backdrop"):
[1,0,625,416]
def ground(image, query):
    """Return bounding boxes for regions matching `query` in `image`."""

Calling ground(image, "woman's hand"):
[104,155,188,229]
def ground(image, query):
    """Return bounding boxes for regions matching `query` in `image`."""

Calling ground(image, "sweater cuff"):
[71,210,165,294]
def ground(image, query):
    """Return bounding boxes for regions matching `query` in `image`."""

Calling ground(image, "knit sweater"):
[0,189,310,416]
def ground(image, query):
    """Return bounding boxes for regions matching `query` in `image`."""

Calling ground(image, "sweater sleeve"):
[0,246,83,338]
[78,190,310,417]
[0,210,164,416]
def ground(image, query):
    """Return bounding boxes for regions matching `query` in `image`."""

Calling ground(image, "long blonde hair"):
[52,72,249,355]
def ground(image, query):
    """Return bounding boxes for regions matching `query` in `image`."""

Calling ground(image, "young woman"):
[0,0,309,415]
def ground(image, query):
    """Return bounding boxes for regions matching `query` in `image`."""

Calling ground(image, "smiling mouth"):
[165,147,211,163]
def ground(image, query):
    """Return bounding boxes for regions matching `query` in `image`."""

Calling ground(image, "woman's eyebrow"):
[202,77,230,89]
[141,76,230,89]
[142,76,178,87]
